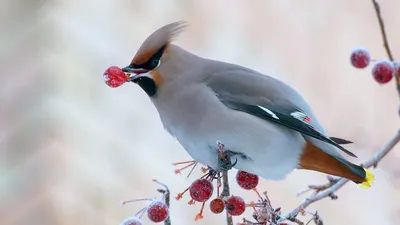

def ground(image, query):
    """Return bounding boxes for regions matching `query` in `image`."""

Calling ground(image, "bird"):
[121,21,374,188]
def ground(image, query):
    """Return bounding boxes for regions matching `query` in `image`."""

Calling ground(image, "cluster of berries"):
[119,153,291,225]
[350,47,399,83]
[178,169,259,218]
[119,171,260,225]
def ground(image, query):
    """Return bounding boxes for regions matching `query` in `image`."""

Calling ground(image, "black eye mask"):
[131,44,167,71]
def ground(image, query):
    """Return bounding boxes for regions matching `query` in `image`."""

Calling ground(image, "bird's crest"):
[131,21,189,65]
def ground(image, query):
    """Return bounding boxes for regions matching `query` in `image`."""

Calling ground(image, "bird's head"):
[122,21,189,97]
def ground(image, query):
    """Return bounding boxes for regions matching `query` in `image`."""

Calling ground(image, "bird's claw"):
[217,150,238,171]
[231,158,238,167]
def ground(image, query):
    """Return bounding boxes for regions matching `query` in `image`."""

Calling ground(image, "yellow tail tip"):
[358,168,374,189]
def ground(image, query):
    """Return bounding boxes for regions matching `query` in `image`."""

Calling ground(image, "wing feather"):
[204,62,357,157]
[221,99,357,157]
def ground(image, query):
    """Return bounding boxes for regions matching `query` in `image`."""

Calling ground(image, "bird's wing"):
[204,64,357,158]
[220,99,357,157]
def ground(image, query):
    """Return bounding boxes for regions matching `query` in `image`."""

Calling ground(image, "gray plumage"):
[122,22,371,186]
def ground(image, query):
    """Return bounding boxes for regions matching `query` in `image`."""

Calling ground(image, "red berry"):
[372,60,394,84]
[103,66,129,88]
[147,200,169,223]
[236,170,259,190]
[225,196,246,216]
[395,62,400,77]
[350,47,370,69]
[189,179,213,202]
[209,198,225,214]
[119,217,143,225]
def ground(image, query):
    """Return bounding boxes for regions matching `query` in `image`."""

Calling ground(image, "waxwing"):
[122,21,374,188]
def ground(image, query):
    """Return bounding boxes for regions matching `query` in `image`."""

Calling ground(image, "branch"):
[371,0,394,61]
[218,141,233,225]
[221,171,233,225]
[371,0,400,96]
[156,183,171,225]
[163,188,171,225]
[278,130,400,223]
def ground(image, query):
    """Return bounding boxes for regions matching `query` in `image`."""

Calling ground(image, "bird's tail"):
[299,141,374,188]
[335,157,374,189]
[357,168,374,189]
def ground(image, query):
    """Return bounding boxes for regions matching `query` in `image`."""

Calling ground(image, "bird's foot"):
[216,141,239,171]
[217,152,238,171]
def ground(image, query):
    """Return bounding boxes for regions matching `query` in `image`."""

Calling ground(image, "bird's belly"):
[169,128,221,169]
[170,113,306,180]
[156,86,305,180]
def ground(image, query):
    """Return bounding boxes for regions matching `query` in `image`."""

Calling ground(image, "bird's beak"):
[127,71,153,83]
[122,65,149,75]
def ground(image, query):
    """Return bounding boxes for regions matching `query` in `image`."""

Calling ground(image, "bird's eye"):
[150,58,159,68]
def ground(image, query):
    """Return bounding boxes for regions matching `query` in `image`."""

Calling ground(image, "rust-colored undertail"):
[299,140,373,188]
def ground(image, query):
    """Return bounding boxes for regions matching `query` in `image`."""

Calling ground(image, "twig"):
[220,171,231,199]
[365,130,400,168]
[216,141,234,225]
[278,130,400,223]
[371,0,400,96]
[221,170,233,225]
[164,189,171,225]
[157,186,171,225]
[305,211,323,225]
[371,0,394,61]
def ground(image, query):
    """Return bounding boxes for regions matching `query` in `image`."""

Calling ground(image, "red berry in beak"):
[225,196,246,216]
[372,60,394,84]
[350,48,371,69]
[103,66,129,88]
[236,170,259,190]
[147,200,169,223]
[209,198,225,214]
[119,217,143,225]
[189,179,214,202]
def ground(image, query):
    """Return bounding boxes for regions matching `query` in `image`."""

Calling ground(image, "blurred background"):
[1,0,400,224]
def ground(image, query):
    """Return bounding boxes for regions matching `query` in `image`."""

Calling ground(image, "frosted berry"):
[395,62,400,77]
[103,66,129,88]
[236,170,259,190]
[225,196,246,216]
[372,60,394,84]
[189,179,213,202]
[350,48,370,69]
[209,198,225,214]
[147,200,169,223]
[119,217,143,225]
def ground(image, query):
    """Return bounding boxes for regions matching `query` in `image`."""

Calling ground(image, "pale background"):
[1,0,400,225]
